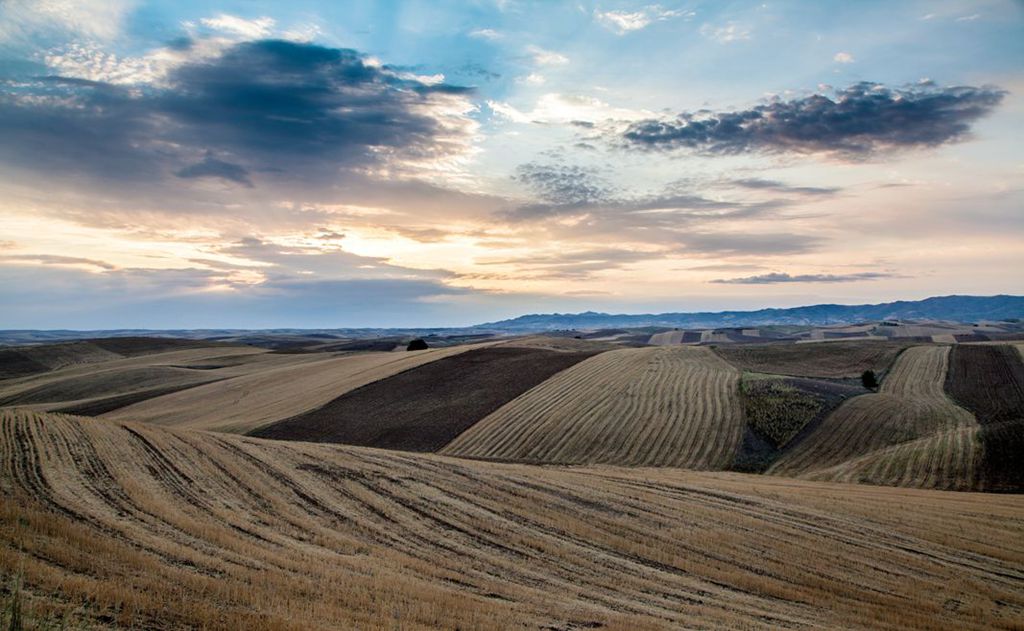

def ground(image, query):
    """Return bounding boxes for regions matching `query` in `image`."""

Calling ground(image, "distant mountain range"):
[476,295,1024,332]
[2,295,1022,345]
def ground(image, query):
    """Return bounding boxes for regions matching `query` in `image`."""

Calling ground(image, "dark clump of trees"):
[861,369,879,390]
[406,339,429,351]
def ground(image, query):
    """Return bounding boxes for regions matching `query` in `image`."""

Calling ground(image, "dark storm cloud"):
[711,271,896,284]
[621,82,1006,157]
[176,155,253,186]
[0,39,474,185]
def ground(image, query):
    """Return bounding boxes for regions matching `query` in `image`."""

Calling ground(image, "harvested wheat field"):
[442,346,744,467]
[252,345,600,451]
[770,346,982,489]
[102,343,492,434]
[2,409,1023,630]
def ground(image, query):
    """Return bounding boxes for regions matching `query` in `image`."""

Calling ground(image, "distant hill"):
[477,295,1024,332]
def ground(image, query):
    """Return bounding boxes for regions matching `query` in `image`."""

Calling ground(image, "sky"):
[0,0,1022,328]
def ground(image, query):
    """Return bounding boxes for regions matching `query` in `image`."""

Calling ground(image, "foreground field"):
[443,346,744,467]
[3,409,1023,630]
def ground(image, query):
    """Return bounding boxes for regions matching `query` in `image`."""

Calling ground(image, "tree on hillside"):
[406,339,429,351]
[861,369,879,390]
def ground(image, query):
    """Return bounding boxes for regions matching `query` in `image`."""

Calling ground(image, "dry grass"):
[770,346,983,490]
[442,346,744,467]
[102,343,494,433]
[2,409,1023,630]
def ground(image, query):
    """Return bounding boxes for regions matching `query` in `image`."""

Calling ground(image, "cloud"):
[0,0,136,46]
[200,14,276,38]
[514,163,615,205]
[729,178,840,196]
[0,254,116,270]
[469,28,502,40]
[478,248,651,279]
[621,81,1006,158]
[700,22,751,43]
[517,73,546,86]
[0,39,477,188]
[176,155,253,187]
[527,45,569,66]
[833,51,855,63]
[0,263,488,328]
[595,6,694,34]
[672,232,822,256]
[711,271,896,284]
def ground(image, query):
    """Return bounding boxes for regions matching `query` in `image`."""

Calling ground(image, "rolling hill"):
[3,409,1023,630]
[442,346,745,468]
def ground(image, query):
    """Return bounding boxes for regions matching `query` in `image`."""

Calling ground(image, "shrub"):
[406,339,429,351]
[861,369,878,390]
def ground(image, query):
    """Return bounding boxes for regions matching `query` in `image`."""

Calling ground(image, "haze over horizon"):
[2,0,1022,328]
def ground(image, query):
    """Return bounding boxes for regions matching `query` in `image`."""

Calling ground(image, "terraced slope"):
[770,346,981,489]
[442,346,744,467]
[3,410,1023,630]
[104,344,492,433]
[252,346,599,451]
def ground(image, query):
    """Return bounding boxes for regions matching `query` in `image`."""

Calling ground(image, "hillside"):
[3,409,1023,630]
[442,346,745,467]
[770,346,981,489]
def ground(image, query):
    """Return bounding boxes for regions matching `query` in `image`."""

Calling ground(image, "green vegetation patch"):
[732,373,865,473]
[741,374,822,448]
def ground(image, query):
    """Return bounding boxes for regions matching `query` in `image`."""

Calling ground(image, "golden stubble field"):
[2,408,1023,630]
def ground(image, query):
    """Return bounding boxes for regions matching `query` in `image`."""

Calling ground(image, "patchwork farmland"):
[2,330,1024,629]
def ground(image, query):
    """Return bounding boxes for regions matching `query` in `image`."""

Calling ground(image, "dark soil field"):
[945,344,1024,491]
[945,344,1024,423]
[87,337,231,356]
[251,346,601,451]
[714,341,912,378]
[0,349,49,379]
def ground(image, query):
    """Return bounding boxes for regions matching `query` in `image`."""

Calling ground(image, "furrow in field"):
[2,409,1023,630]
[770,346,980,488]
[442,346,744,468]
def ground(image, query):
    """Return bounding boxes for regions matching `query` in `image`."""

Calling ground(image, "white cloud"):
[956,13,981,22]
[517,73,546,86]
[281,23,322,42]
[595,5,695,34]
[527,45,569,66]
[0,0,136,45]
[200,14,276,39]
[833,51,855,64]
[700,22,751,43]
[488,93,652,125]
[469,28,502,40]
